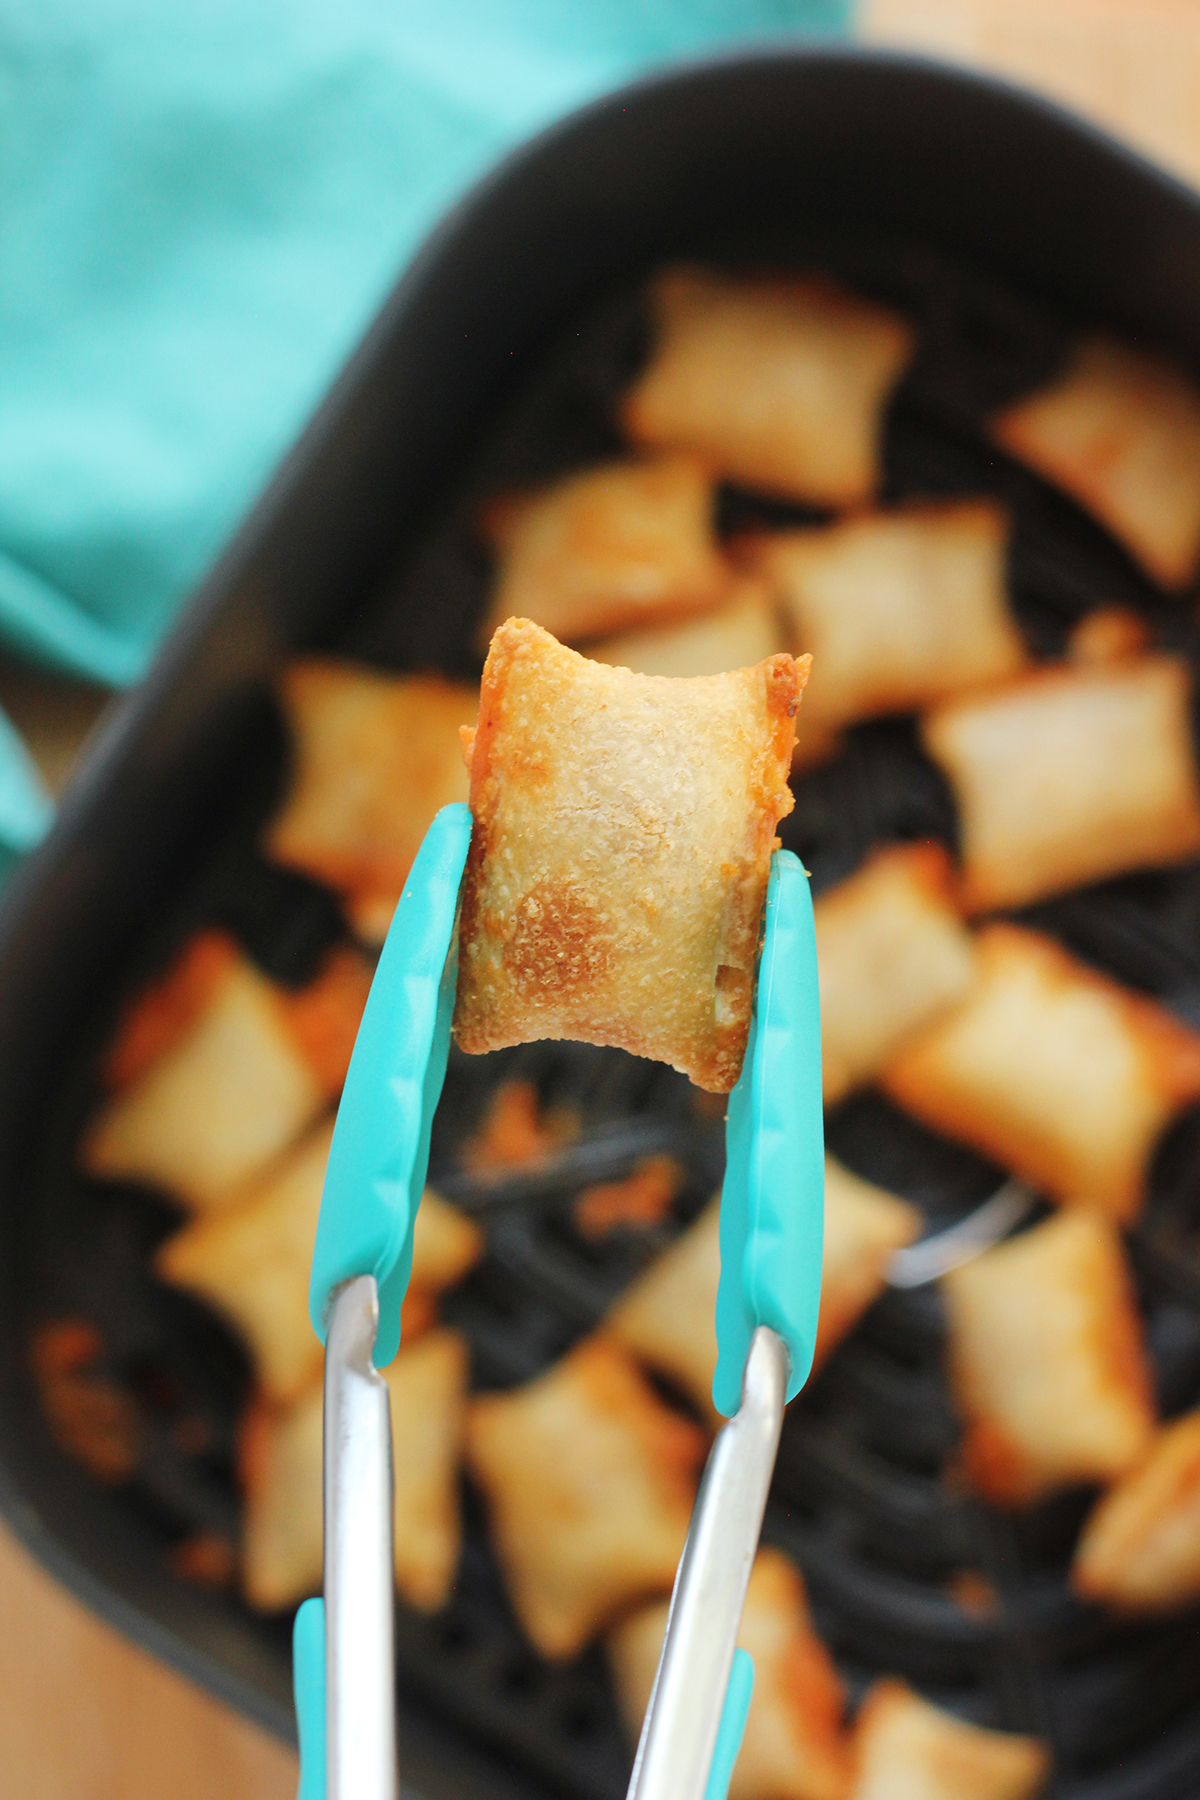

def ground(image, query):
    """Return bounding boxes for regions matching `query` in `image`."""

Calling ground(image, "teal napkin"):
[0,0,848,866]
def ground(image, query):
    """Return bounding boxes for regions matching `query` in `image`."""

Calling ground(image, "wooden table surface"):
[5,3,1200,1793]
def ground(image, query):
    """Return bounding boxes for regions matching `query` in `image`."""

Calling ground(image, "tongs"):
[293,811,825,1800]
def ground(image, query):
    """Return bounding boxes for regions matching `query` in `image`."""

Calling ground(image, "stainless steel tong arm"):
[324,1275,399,1800]
[626,1325,790,1800]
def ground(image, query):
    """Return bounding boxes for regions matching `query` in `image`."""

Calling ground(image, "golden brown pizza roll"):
[922,657,1200,914]
[815,1159,921,1369]
[744,503,1026,750]
[1072,1410,1200,1613]
[608,1547,852,1800]
[479,454,731,647]
[81,935,370,1213]
[881,923,1200,1223]
[622,267,914,508]
[241,1327,468,1613]
[452,619,806,1093]
[849,1680,1048,1800]
[941,1210,1156,1507]
[465,1335,704,1659]
[265,659,477,944]
[814,843,978,1107]
[587,577,788,680]
[156,1117,481,1404]
[608,1161,919,1422]
[991,335,1200,589]
[606,1195,722,1422]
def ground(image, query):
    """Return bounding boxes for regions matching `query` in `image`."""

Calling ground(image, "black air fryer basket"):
[6,46,1200,1800]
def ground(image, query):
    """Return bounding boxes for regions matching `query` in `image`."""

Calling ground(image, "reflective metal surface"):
[627,1325,789,1800]
[324,1275,399,1800]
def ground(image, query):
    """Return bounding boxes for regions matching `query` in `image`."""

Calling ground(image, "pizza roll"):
[815,843,977,1107]
[622,267,914,507]
[1072,1410,1200,1613]
[816,1158,921,1368]
[453,619,806,1093]
[881,923,1200,1223]
[588,577,788,680]
[81,934,370,1212]
[265,659,477,944]
[241,1327,468,1612]
[465,1335,704,1659]
[479,455,731,647]
[156,1117,481,1403]
[922,657,1200,914]
[606,1196,722,1422]
[608,1161,919,1421]
[850,1680,1048,1800]
[941,1210,1156,1507]
[991,336,1200,589]
[744,503,1026,749]
[609,1547,852,1800]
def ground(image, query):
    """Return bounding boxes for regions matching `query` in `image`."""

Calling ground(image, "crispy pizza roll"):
[816,1159,921,1368]
[453,619,806,1093]
[622,267,914,507]
[265,659,477,944]
[608,1162,919,1421]
[606,1196,722,1422]
[941,1210,1156,1507]
[465,1335,704,1659]
[815,843,978,1107]
[850,1680,1048,1800]
[156,1117,481,1404]
[881,923,1200,1223]
[922,657,1200,914]
[1072,1410,1200,1613]
[479,454,732,647]
[241,1327,468,1613]
[744,503,1027,749]
[588,577,788,680]
[991,335,1200,589]
[609,1547,852,1800]
[81,934,370,1212]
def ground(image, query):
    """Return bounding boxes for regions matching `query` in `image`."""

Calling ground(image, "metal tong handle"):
[627,1325,790,1800]
[324,1275,399,1800]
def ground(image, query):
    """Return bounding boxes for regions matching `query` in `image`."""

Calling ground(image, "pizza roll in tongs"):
[293,615,828,1799]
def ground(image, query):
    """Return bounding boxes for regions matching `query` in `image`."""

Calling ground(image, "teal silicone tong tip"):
[293,1597,326,1800]
[712,848,824,1417]
[308,802,472,1369]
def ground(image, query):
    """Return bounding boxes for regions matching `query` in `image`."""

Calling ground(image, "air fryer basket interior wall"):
[5,46,1200,1800]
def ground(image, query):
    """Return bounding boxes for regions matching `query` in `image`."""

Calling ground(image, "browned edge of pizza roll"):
[81,934,371,1213]
[265,659,477,944]
[608,1546,853,1800]
[850,1678,1049,1800]
[1071,1409,1200,1614]
[881,922,1200,1224]
[477,453,733,649]
[815,841,978,1107]
[465,1334,704,1660]
[941,1210,1156,1507]
[621,266,914,508]
[990,335,1200,591]
[921,656,1200,915]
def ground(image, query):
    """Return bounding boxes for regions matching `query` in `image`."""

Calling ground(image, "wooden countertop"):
[4,3,1199,1791]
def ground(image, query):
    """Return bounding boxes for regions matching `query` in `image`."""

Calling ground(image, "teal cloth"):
[0,0,848,868]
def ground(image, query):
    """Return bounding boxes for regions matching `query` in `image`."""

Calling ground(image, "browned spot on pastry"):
[506,880,616,996]
[103,931,238,1092]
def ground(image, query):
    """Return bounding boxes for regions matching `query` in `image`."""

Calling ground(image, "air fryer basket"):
[5,46,1200,1800]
